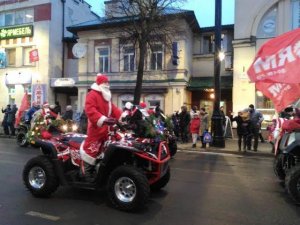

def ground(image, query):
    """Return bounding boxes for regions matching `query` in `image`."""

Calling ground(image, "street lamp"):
[211,0,225,148]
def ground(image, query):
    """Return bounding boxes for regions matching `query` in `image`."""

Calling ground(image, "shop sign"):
[5,71,32,85]
[51,77,77,87]
[32,84,47,106]
[0,25,33,40]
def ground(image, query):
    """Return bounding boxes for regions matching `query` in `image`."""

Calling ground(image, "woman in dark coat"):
[231,109,251,152]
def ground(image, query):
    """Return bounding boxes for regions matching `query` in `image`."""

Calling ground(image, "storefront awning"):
[187,76,233,91]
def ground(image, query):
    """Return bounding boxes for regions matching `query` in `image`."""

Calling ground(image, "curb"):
[177,147,274,158]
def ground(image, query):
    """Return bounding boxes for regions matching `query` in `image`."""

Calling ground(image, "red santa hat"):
[139,102,147,109]
[43,102,50,108]
[96,73,109,85]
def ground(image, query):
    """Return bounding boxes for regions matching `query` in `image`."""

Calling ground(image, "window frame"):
[150,43,164,71]
[122,45,135,72]
[95,46,110,73]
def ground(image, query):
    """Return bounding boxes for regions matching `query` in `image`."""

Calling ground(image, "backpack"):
[203,131,212,143]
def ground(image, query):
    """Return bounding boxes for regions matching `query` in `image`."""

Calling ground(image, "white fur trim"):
[91,83,101,92]
[97,116,107,127]
[80,141,96,165]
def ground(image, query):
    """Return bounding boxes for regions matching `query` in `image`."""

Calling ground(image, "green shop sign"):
[0,25,33,40]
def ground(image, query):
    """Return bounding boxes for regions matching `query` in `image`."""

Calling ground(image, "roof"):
[67,8,200,33]
[187,76,233,90]
[200,24,234,32]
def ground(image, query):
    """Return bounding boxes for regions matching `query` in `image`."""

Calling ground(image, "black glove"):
[103,117,117,126]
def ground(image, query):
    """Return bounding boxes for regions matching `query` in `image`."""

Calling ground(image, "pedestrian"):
[231,109,251,152]
[6,104,18,136]
[171,111,180,138]
[220,106,226,134]
[247,104,264,151]
[62,105,73,120]
[179,105,190,143]
[199,107,209,148]
[190,106,200,148]
[1,104,11,135]
[53,101,62,115]
[79,109,88,134]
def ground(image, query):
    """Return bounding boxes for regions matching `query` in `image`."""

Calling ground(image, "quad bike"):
[273,129,300,204]
[16,119,78,148]
[16,121,31,147]
[22,110,171,212]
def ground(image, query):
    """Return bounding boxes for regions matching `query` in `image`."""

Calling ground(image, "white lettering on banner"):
[253,41,300,75]
[268,83,291,98]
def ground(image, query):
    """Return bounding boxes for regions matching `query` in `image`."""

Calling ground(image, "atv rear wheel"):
[107,165,150,212]
[285,165,300,204]
[150,166,170,191]
[274,154,285,180]
[16,131,29,147]
[23,155,59,198]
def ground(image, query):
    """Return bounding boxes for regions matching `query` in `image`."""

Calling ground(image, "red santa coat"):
[81,85,122,165]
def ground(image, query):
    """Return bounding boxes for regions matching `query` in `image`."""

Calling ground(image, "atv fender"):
[34,139,68,185]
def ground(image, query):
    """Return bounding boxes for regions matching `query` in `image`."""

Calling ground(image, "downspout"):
[61,0,66,78]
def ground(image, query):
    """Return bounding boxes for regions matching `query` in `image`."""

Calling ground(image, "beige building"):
[233,0,300,121]
[0,0,98,121]
[68,0,234,116]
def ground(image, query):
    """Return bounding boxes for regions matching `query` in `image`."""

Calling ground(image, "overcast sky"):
[85,0,235,27]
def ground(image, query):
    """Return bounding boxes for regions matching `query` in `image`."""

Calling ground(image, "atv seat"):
[68,136,86,149]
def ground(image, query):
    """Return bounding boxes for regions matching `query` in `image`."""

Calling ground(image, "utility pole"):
[211,0,225,148]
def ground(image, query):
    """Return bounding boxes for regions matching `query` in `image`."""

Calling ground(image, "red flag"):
[29,49,39,63]
[247,28,300,84]
[15,92,30,126]
[255,82,300,112]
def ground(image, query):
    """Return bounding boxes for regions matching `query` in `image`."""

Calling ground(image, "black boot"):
[81,161,95,183]
[192,144,196,148]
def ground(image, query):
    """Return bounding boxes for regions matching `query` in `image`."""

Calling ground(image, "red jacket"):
[190,117,200,134]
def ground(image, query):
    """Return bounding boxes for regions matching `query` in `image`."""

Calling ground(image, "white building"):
[233,0,300,123]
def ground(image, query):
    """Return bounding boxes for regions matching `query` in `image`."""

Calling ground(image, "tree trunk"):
[133,40,147,105]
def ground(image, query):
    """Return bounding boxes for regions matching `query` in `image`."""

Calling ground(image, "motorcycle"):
[22,108,171,212]
[273,130,300,204]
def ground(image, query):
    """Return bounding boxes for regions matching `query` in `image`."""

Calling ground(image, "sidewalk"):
[177,138,274,157]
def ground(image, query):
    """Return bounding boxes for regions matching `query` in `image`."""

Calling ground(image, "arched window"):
[257,5,277,38]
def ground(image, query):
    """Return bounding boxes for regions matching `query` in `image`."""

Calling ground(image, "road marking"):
[25,211,60,221]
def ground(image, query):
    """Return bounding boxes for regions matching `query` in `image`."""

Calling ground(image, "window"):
[291,0,300,29]
[123,46,135,72]
[6,49,16,66]
[23,47,33,66]
[257,5,277,38]
[5,12,14,26]
[202,35,214,54]
[0,9,34,27]
[95,47,109,73]
[8,86,16,104]
[150,44,163,70]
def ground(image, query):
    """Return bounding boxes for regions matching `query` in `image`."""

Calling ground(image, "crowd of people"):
[1,101,89,136]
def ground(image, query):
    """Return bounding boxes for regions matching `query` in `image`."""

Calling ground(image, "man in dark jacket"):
[247,104,264,151]
[179,106,190,143]
[62,105,73,120]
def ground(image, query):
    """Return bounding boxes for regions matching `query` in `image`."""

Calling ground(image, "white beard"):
[99,84,111,102]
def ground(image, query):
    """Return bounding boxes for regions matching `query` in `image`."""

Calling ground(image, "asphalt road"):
[0,138,299,225]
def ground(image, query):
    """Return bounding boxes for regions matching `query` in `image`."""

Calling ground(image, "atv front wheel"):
[107,165,150,212]
[285,165,300,204]
[273,154,285,180]
[150,166,170,191]
[16,131,29,147]
[23,155,59,197]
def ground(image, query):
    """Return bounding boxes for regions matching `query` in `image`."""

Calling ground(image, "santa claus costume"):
[80,74,122,180]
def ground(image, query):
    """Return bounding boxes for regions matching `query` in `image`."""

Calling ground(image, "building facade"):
[68,0,234,116]
[233,0,300,122]
[0,0,98,121]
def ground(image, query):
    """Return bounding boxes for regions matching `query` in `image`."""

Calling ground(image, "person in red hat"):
[80,73,122,181]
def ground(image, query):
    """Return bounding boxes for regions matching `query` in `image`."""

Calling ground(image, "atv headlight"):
[62,124,68,131]
[72,124,78,131]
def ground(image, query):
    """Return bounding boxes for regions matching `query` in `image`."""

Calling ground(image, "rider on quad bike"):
[80,74,122,182]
